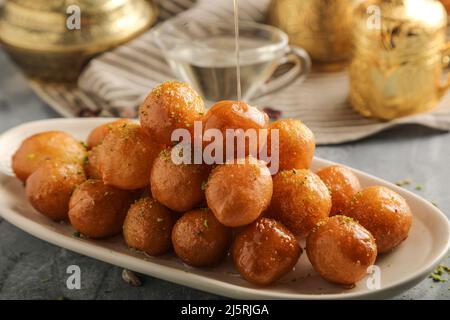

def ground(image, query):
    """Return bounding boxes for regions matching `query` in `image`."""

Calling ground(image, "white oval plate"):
[0,118,449,300]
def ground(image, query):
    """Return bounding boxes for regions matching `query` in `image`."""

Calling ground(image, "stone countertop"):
[0,50,448,300]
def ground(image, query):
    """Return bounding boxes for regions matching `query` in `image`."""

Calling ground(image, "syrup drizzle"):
[233,0,241,102]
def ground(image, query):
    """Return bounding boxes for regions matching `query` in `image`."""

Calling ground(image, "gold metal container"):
[0,0,158,82]
[268,0,354,71]
[350,0,450,120]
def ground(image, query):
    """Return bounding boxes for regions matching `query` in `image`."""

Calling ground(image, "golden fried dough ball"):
[139,81,205,145]
[123,197,175,256]
[26,161,86,221]
[346,186,413,253]
[97,123,162,190]
[268,119,315,171]
[267,169,331,237]
[172,209,232,267]
[86,119,134,149]
[232,218,301,286]
[306,215,377,285]
[68,180,133,239]
[12,131,87,182]
[202,101,269,160]
[316,165,362,216]
[150,147,211,212]
[83,147,101,179]
[205,157,273,227]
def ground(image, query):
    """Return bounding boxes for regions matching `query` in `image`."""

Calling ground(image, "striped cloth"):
[29,0,450,144]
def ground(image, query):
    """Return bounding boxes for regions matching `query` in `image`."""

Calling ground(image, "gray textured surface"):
[0,49,448,300]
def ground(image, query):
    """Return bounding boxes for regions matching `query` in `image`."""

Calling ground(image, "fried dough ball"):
[316,165,362,216]
[26,161,86,221]
[84,147,101,179]
[68,180,133,239]
[12,131,87,182]
[268,119,315,171]
[346,186,413,253]
[205,157,273,227]
[172,209,232,267]
[267,169,331,237]
[139,81,205,145]
[150,147,211,212]
[123,197,175,256]
[232,218,301,286]
[97,123,161,190]
[86,119,134,149]
[202,101,269,161]
[306,216,377,285]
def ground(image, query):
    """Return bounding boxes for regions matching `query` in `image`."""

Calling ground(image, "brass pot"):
[268,0,354,71]
[350,0,449,120]
[0,0,158,82]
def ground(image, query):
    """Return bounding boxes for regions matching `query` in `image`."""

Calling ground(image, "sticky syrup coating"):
[26,161,86,221]
[346,186,413,253]
[97,123,162,190]
[84,147,102,179]
[306,215,377,285]
[202,101,269,161]
[267,169,331,237]
[139,81,205,145]
[205,157,273,227]
[268,119,315,171]
[86,119,134,149]
[12,131,87,182]
[68,180,133,239]
[232,218,301,286]
[316,165,362,216]
[171,209,232,267]
[150,147,211,212]
[123,197,175,256]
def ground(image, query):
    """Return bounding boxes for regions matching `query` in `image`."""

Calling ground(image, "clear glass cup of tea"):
[152,19,311,103]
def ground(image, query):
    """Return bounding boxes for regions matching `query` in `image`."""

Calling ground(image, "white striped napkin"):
[30,0,450,144]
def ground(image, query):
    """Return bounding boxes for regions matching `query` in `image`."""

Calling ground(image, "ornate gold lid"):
[0,0,158,53]
[353,0,447,55]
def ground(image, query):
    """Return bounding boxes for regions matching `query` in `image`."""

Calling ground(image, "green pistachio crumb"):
[79,141,88,149]
[429,264,450,282]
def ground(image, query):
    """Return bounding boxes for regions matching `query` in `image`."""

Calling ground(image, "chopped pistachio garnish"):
[203,219,209,228]
[415,184,423,191]
[395,179,412,187]
[79,141,88,149]
[429,265,450,282]
[201,180,208,191]
[73,231,81,238]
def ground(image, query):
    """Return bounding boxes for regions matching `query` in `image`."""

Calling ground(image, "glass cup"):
[152,19,311,103]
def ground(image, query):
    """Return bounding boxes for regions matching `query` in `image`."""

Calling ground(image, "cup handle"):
[438,41,450,98]
[250,46,312,99]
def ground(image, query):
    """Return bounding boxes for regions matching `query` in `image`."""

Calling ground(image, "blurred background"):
[1,0,450,144]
